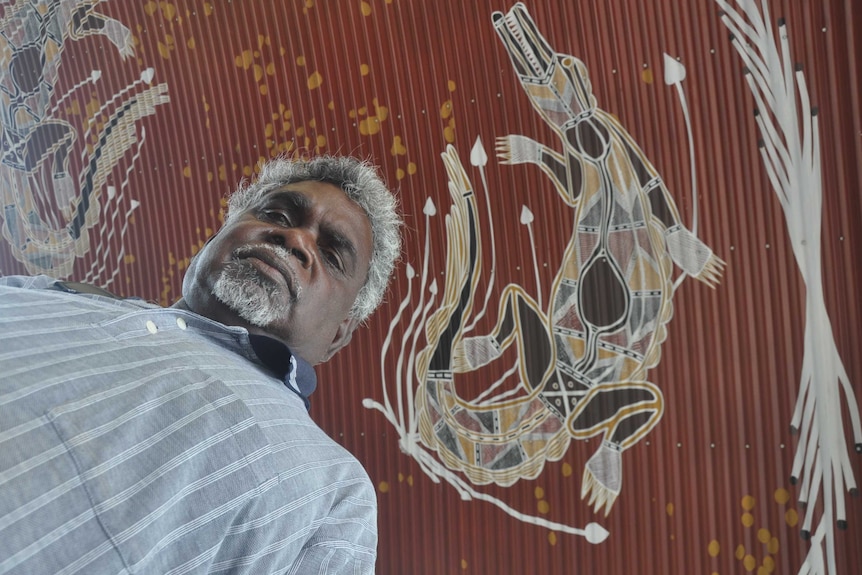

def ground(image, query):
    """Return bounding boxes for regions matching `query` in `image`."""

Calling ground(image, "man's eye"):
[323,249,343,272]
[263,209,291,225]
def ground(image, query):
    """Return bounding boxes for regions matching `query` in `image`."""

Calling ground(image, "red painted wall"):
[1,1,860,573]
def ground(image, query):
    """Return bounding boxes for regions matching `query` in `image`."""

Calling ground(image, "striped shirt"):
[0,276,377,574]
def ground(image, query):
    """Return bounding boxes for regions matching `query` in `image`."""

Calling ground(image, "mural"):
[716,2,862,573]
[0,1,859,573]
[0,0,168,281]
[367,2,725,540]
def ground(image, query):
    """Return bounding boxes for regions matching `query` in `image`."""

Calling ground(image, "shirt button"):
[176,317,187,330]
[146,320,158,334]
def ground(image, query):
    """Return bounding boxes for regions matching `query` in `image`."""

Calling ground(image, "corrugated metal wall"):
[1,1,859,573]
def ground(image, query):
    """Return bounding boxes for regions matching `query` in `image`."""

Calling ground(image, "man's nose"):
[267,227,315,269]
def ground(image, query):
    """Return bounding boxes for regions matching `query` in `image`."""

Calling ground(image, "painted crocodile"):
[415,3,724,515]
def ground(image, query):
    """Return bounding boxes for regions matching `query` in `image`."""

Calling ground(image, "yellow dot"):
[359,117,381,136]
[407,162,417,175]
[758,568,769,575]
[396,168,405,180]
[763,556,775,572]
[407,475,413,486]
[448,80,456,92]
[236,49,254,69]
[735,545,746,560]
[390,135,407,156]
[266,62,276,76]
[187,37,196,50]
[562,462,573,477]
[461,559,467,570]
[767,537,779,555]
[534,487,545,499]
[307,71,323,90]
[774,488,790,505]
[537,500,550,514]
[243,165,252,176]
[741,495,756,510]
[259,85,268,95]
[296,55,306,66]
[744,554,756,571]
[444,125,455,143]
[378,481,389,493]
[123,254,136,264]
[742,513,754,527]
[182,166,192,178]
[666,503,674,516]
[316,134,326,148]
[360,63,370,76]
[328,101,335,110]
[360,1,372,16]
[641,68,654,84]
[785,509,798,527]
[440,99,453,119]
[548,531,557,545]
[708,540,720,557]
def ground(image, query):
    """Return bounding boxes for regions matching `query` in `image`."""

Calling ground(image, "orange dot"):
[548,531,558,545]
[666,503,675,516]
[407,162,417,175]
[757,528,771,543]
[743,554,756,571]
[378,481,389,493]
[641,68,654,84]
[534,487,545,499]
[742,513,754,527]
[741,495,756,510]
[562,463,573,477]
[735,545,746,560]
[763,556,775,572]
[767,537,779,555]
[774,488,790,505]
[461,559,467,570]
[360,1,371,16]
[537,500,550,514]
[785,509,799,527]
[708,540,720,557]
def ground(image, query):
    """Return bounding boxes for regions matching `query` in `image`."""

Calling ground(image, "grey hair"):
[225,156,402,322]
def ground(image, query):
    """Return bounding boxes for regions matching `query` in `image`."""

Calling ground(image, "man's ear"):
[320,316,363,363]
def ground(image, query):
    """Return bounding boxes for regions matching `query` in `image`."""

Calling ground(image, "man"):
[0,155,402,574]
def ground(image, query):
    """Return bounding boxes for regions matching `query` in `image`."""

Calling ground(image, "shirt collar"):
[248,334,317,409]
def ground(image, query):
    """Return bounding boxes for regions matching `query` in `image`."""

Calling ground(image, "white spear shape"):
[663,53,700,292]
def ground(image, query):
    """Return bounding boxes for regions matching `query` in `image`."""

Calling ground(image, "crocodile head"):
[492,3,597,130]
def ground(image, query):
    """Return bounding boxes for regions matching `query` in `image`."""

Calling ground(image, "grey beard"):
[212,246,299,328]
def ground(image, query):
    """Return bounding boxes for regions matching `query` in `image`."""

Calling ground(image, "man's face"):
[181,180,373,365]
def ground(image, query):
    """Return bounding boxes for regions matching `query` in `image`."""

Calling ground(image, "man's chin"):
[212,270,287,329]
